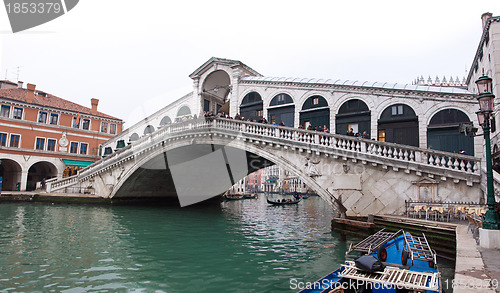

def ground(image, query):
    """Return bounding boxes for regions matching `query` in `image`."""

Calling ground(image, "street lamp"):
[475,74,500,230]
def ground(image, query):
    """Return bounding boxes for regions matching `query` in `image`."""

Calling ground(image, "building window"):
[204,99,210,112]
[80,143,88,155]
[35,137,45,150]
[391,105,403,116]
[50,113,59,125]
[101,122,108,133]
[378,130,386,142]
[110,123,117,135]
[10,134,20,147]
[82,118,90,130]
[72,116,80,128]
[0,105,10,117]
[312,97,319,105]
[38,111,48,123]
[13,107,23,119]
[47,139,56,151]
[256,110,263,117]
[0,133,6,146]
[70,142,78,153]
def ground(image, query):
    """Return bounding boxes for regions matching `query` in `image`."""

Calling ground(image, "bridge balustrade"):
[46,117,481,194]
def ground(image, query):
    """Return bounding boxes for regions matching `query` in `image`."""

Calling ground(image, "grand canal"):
[0,196,454,292]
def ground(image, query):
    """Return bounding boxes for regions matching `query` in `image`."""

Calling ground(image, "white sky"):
[1,0,500,127]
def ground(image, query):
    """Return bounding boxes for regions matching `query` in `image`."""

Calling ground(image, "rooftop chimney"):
[17,81,23,88]
[26,83,36,103]
[91,98,99,115]
[482,12,493,29]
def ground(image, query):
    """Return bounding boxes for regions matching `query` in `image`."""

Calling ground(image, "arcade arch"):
[240,92,263,121]
[0,158,22,191]
[377,104,419,146]
[201,70,231,114]
[27,161,57,191]
[267,93,295,127]
[144,125,155,135]
[300,95,329,130]
[335,99,370,136]
[427,109,474,154]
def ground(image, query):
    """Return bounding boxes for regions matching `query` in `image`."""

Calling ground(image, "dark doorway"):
[240,92,263,121]
[378,104,419,146]
[300,95,329,129]
[336,99,371,136]
[427,109,474,154]
[268,93,295,127]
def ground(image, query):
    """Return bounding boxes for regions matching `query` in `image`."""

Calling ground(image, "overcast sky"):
[1,0,500,127]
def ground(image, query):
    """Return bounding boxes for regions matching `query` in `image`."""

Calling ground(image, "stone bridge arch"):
[108,134,345,212]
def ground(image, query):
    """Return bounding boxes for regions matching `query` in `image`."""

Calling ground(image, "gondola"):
[266,197,301,205]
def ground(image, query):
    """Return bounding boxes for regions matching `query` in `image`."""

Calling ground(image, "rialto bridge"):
[47,118,482,216]
[103,57,484,161]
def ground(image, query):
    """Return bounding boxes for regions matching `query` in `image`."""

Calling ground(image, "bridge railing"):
[47,117,480,193]
[211,118,480,175]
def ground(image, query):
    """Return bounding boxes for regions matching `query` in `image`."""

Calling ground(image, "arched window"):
[427,109,473,154]
[144,125,155,135]
[268,93,294,127]
[335,99,370,136]
[377,104,418,146]
[239,92,263,121]
[177,106,191,117]
[160,116,171,126]
[129,133,140,142]
[300,95,329,130]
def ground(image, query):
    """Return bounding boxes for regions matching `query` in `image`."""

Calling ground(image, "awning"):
[266,178,278,182]
[63,159,94,168]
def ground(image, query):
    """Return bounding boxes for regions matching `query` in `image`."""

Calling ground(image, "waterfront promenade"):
[455,224,500,293]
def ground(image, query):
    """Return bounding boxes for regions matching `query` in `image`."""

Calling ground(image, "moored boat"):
[297,229,441,292]
[266,197,301,205]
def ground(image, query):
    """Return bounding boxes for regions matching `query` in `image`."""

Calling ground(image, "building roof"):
[0,88,122,121]
[241,76,474,95]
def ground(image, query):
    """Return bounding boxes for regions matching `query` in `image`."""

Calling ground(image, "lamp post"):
[475,75,500,230]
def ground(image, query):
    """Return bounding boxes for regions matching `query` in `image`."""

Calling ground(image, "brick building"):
[0,81,123,191]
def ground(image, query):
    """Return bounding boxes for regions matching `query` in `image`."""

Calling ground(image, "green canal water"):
[0,196,454,292]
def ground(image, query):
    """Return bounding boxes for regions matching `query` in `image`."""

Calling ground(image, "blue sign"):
[0,176,3,193]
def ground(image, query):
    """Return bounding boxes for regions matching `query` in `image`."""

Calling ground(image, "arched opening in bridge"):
[377,104,418,146]
[267,93,294,127]
[0,158,22,191]
[240,92,263,121]
[144,125,155,135]
[159,116,172,127]
[27,161,57,191]
[300,95,329,130]
[176,106,191,121]
[129,133,140,142]
[335,99,370,136]
[427,109,474,154]
[202,70,231,115]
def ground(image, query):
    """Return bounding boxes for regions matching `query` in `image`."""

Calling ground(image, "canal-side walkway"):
[455,224,498,292]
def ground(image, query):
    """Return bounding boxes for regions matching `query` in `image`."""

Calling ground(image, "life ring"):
[377,247,387,262]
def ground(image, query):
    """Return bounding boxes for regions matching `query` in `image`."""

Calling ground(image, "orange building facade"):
[0,80,123,191]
